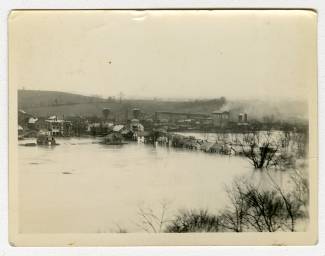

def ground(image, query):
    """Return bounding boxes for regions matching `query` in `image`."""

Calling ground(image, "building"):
[65,116,89,136]
[87,122,101,135]
[112,124,125,133]
[237,113,249,126]
[18,109,36,129]
[211,111,230,127]
[154,111,209,123]
[27,117,39,130]
[130,119,144,135]
[18,125,23,135]
[45,116,72,136]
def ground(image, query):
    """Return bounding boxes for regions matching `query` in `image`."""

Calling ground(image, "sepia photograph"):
[8,9,317,246]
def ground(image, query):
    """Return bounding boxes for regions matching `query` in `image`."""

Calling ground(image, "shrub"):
[165,209,220,233]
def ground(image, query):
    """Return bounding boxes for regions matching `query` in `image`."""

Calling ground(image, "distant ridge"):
[18,90,105,109]
[18,90,227,118]
[18,89,308,123]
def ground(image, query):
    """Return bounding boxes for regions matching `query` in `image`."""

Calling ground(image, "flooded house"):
[101,124,126,144]
[27,117,39,130]
[18,125,23,135]
[88,122,114,136]
[18,110,46,137]
[112,124,125,133]
[18,110,40,130]
[36,133,57,146]
[87,122,101,135]
[130,119,145,140]
[18,125,24,140]
[18,109,31,127]
[130,119,144,132]
[45,116,72,137]
[103,133,124,145]
[65,116,89,136]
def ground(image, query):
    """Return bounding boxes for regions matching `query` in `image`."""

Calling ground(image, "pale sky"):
[9,10,316,101]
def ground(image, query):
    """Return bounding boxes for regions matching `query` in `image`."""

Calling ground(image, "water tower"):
[132,108,141,119]
[102,108,111,120]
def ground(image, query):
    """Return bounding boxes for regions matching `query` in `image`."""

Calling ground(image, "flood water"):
[18,136,292,233]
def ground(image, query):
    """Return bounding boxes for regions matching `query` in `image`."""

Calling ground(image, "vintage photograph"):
[9,10,317,245]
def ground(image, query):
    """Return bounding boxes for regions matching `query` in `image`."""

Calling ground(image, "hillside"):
[18,90,308,122]
[18,90,106,109]
[18,90,226,118]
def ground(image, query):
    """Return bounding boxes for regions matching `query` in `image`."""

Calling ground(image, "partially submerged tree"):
[239,131,280,169]
[232,131,296,169]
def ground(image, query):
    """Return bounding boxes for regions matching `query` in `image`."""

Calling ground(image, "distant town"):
[17,89,308,150]
[18,107,249,137]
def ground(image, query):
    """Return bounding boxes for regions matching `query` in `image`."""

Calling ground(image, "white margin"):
[0,1,324,255]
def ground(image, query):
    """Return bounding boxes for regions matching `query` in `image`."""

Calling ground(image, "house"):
[18,125,24,137]
[129,119,145,140]
[112,124,125,133]
[18,109,31,127]
[88,123,100,135]
[130,119,144,132]
[103,133,124,145]
[65,116,89,136]
[27,117,39,130]
[45,116,72,136]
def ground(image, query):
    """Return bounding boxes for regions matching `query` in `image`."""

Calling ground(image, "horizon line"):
[18,88,307,103]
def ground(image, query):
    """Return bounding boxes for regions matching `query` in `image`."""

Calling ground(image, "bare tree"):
[166,209,220,233]
[290,169,309,207]
[220,178,285,232]
[267,172,307,232]
[219,174,308,232]
[291,130,308,158]
[136,200,171,233]
[219,179,249,232]
[231,131,295,169]
[245,132,279,169]
[244,186,285,232]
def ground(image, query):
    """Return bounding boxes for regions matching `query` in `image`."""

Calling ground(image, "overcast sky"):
[10,10,316,101]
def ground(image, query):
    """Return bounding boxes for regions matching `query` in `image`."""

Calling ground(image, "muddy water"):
[18,137,291,233]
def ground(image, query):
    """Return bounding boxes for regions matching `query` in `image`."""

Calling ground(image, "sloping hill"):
[18,90,308,122]
[18,90,105,109]
[18,90,226,118]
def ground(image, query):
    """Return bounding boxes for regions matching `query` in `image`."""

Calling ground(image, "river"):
[18,136,293,233]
